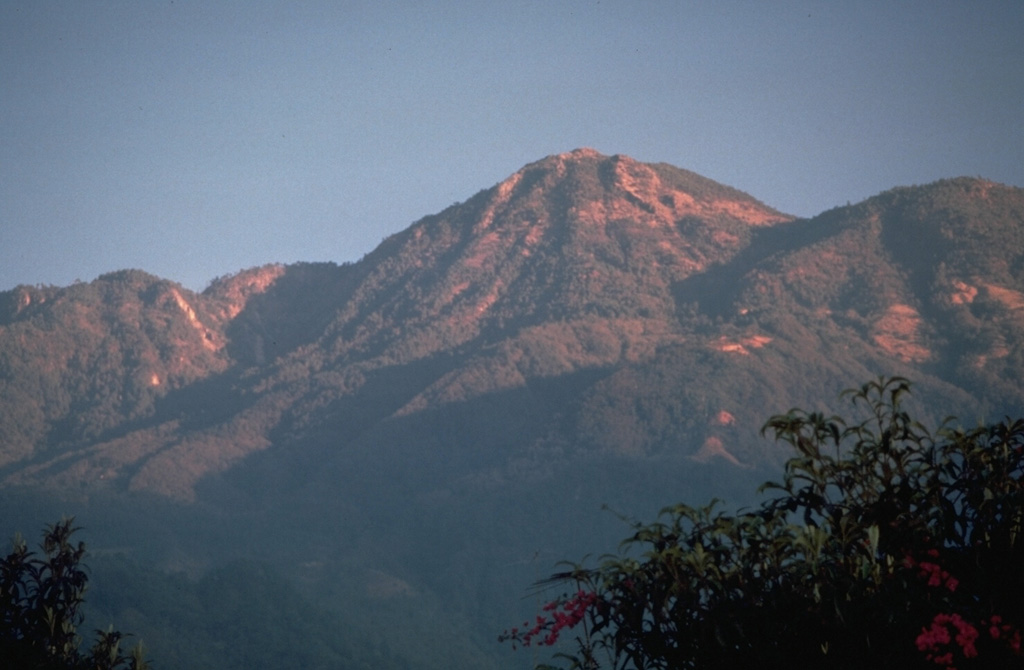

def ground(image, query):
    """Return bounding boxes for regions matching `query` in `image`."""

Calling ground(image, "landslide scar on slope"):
[871,304,930,363]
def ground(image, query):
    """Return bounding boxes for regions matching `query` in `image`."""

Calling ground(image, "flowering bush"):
[501,589,599,650]
[503,378,1024,669]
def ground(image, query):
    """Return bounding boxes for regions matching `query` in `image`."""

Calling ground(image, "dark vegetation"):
[506,378,1024,669]
[84,556,412,670]
[1,518,148,669]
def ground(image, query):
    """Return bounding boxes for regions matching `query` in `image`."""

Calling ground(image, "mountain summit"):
[318,148,791,359]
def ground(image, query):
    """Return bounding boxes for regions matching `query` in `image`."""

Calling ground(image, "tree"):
[0,518,149,670]
[502,377,1024,669]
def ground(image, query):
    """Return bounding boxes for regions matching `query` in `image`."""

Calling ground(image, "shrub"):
[502,377,1024,669]
[0,518,148,670]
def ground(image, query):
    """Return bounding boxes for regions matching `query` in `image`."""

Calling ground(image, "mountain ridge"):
[1,151,1022,501]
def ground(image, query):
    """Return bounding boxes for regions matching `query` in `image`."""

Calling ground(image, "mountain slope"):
[2,153,1022,499]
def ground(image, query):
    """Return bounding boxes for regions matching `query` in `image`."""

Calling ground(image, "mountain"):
[1,149,1023,669]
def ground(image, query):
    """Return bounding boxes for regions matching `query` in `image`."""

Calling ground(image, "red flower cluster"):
[916,612,978,666]
[986,615,1021,653]
[905,549,959,591]
[916,612,1021,668]
[500,590,598,648]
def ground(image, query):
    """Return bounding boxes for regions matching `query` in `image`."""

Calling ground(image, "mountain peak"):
[558,146,603,159]
[490,149,792,230]
[316,152,798,390]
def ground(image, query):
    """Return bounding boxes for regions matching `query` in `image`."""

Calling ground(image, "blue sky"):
[2,1,1022,293]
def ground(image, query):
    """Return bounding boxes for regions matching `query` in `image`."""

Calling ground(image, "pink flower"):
[917,616,951,651]
[915,558,958,591]
[917,613,981,666]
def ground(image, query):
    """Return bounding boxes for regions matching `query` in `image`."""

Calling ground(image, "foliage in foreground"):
[503,378,1024,669]
[1,518,148,670]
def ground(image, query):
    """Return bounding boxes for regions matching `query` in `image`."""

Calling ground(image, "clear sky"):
[2,1,1022,293]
